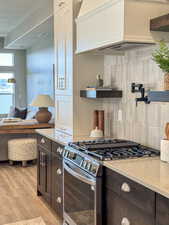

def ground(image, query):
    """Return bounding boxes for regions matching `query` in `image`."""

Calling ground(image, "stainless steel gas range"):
[62,139,160,225]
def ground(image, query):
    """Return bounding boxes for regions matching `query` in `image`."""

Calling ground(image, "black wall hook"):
[131,83,150,107]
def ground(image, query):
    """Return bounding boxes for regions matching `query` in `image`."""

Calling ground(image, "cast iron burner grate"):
[68,139,160,161]
[88,146,160,161]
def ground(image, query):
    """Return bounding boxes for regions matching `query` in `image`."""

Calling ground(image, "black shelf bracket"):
[131,83,150,106]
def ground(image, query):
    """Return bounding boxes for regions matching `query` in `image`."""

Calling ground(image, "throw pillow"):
[13,107,27,119]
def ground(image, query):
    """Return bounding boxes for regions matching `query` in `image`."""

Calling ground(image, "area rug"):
[4,217,46,225]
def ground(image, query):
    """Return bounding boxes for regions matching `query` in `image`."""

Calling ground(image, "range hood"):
[96,42,154,53]
[76,0,169,54]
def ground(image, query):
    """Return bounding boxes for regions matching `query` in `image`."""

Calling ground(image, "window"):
[0,73,14,115]
[0,53,14,66]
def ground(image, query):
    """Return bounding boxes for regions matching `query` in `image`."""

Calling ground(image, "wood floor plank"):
[0,164,60,225]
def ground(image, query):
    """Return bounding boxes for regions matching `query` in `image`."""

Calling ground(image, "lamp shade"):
[30,95,54,107]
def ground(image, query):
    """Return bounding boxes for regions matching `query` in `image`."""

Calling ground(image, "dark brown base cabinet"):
[104,168,169,225]
[37,146,52,205]
[37,136,169,225]
[156,194,169,225]
[51,145,63,218]
[37,135,64,220]
[104,168,156,225]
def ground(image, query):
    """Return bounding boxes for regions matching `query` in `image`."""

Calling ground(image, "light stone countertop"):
[36,128,98,146]
[36,128,72,145]
[36,128,169,199]
[104,158,169,199]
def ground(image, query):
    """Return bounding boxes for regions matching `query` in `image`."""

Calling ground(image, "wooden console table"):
[0,122,54,134]
[0,121,54,161]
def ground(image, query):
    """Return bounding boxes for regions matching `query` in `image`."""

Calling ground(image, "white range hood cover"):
[77,0,169,53]
[78,0,169,18]
[78,0,110,17]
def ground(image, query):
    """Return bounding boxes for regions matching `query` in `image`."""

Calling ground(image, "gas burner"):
[69,139,139,152]
[88,146,159,161]
[68,139,160,161]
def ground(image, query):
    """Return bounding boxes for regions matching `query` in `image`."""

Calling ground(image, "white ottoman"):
[8,138,37,167]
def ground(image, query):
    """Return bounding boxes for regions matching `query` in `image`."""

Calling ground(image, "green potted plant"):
[152,41,169,91]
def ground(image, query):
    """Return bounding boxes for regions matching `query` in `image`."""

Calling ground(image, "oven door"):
[63,159,102,225]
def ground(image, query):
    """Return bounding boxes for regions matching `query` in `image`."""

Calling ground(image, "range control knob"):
[91,164,98,174]
[83,160,89,169]
[63,150,68,157]
[87,162,92,171]
[57,147,63,155]
[68,152,76,160]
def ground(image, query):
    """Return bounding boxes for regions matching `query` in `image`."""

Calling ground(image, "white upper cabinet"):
[53,0,104,137]
[54,0,73,96]
[76,0,169,54]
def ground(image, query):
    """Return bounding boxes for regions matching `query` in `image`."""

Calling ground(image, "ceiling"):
[0,0,43,37]
[6,17,54,49]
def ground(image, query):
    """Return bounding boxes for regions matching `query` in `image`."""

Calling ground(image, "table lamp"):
[30,94,54,123]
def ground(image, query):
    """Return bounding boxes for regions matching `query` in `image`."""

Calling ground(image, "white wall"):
[26,33,54,115]
[103,45,166,150]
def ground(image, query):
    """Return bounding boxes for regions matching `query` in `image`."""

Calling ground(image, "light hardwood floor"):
[0,163,60,225]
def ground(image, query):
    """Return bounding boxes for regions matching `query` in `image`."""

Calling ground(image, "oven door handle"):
[64,161,96,186]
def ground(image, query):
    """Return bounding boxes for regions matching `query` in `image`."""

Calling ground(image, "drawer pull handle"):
[57,168,62,175]
[56,197,62,204]
[121,217,130,225]
[121,182,131,193]
[57,147,63,154]
[41,138,45,144]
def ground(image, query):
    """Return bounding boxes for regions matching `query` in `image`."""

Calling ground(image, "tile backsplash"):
[103,46,168,150]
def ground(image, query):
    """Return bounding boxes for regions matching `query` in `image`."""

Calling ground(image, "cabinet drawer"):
[52,191,63,218]
[105,168,155,215]
[37,135,52,151]
[106,189,155,225]
[51,153,63,219]
[52,186,63,219]
[52,152,63,184]
[156,194,169,225]
[52,142,64,157]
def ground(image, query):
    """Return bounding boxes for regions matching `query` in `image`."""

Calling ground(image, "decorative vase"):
[164,73,169,91]
[92,110,105,135]
[165,123,169,140]
[93,110,99,129]
[35,107,52,123]
[98,110,104,135]
[90,127,103,138]
[161,139,169,163]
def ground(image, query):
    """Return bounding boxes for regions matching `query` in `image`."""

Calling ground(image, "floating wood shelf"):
[150,14,169,32]
[148,91,169,102]
[80,90,122,99]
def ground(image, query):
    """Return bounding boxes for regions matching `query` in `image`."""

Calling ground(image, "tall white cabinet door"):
[54,0,73,134]
[54,0,73,96]
[55,95,73,135]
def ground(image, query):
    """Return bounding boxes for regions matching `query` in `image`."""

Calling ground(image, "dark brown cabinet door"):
[105,168,155,215]
[37,146,52,205]
[156,194,169,225]
[37,135,52,151]
[105,189,155,225]
[104,168,155,225]
[51,153,63,219]
[37,146,44,194]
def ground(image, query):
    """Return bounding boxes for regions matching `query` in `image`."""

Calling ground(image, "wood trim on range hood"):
[150,13,169,32]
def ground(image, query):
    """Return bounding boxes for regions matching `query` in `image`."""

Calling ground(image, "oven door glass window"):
[64,161,95,225]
